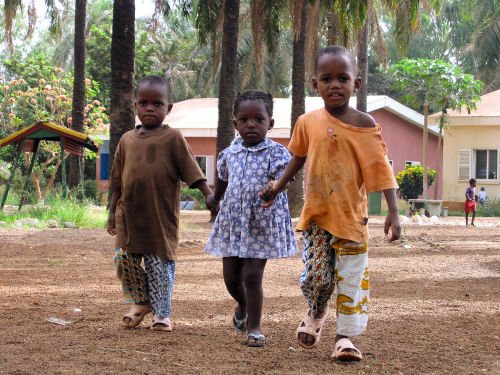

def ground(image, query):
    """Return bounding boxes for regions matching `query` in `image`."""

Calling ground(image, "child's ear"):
[353,76,362,93]
[312,76,319,92]
[167,103,173,114]
[268,118,274,130]
[233,118,238,129]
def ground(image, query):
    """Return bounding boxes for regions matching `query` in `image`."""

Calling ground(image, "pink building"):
[97,96,442,199]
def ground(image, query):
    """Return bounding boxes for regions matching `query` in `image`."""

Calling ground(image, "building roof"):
[429,89,500,126]
[164,95,438,137]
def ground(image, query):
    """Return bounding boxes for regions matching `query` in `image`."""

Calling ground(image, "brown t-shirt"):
[110,125,206,260]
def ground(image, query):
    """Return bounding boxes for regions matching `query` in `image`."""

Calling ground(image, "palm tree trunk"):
[288,0,307,218]
[216,0,240,155]
[109,0,135,193]
[356,14,369,113]
[69,0,87,189]
[327,6,340,45]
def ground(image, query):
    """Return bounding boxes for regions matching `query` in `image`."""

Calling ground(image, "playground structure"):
[0,121,97,211]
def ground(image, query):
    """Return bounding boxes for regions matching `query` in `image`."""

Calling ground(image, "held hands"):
[259,181,278,208]
[107,213,116,236]
[205,194,220,217]
[384,210,401,242]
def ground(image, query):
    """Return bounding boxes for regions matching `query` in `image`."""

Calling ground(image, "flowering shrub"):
[0,67,108,202]
[396,165,437,201]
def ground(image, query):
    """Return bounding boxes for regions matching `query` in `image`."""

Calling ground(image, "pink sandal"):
[295,309,330,349]
[121,304,151,328]
[151,315,173,331]
[332,338,362,361]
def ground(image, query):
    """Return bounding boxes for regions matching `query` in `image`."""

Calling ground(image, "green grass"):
[0,196,108,228]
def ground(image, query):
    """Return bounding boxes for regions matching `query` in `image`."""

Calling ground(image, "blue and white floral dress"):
[204,137,298,259]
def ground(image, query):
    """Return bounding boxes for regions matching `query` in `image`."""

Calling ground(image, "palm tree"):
[286,0,308,217]
[69,0,87,189]
[109,0,136,182]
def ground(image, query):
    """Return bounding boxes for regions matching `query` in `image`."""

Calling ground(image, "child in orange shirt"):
[260,46,400,361]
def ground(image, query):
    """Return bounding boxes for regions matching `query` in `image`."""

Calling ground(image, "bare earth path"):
[1,212,499,374]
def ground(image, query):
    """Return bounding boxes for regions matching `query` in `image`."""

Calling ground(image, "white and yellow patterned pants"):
[300,222,369,337]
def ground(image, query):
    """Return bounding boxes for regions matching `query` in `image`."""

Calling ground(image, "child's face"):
[136,82,173,128]
[313,53,360,111]
[233,100,274,147]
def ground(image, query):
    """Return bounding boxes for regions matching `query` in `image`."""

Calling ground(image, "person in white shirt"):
[478,187,488,207]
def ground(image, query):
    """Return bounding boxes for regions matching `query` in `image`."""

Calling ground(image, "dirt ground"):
[1,212,499,375]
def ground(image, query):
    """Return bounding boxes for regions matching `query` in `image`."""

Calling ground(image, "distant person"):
[465,178,477,226]
[478,187,488,207]
[259,45,400,361]
[204,90,298,347]
[107,75,214,331]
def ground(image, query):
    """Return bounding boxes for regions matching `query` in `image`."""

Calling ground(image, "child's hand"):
[107,213,116,236]
[259,181,277,207]
[384,211,401,242]
[205,195,220,217]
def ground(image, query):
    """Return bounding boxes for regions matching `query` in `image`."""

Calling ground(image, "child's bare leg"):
[223,257,247,320]
[465,212,469,226]
[241,258,267,335]
[471,211,476,226]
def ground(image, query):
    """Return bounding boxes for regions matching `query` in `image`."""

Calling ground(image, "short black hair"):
[233,90,274,117]
[481,187,485,191]
[137,75,172,101]
[469,178,476,184]
[314,45,357,74]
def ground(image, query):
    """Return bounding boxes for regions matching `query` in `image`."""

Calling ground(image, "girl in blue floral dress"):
[205,90,298,347]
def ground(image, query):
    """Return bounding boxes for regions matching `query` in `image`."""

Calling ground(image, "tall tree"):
[109,0,135,188]
[287,0,307,217]
[216,0,240,154]
[69,0,87,188]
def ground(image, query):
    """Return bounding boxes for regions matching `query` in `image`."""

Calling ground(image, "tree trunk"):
[433,119,444,200]
[288,0,307,218]
[69,0,87,189]
[422,102,429,199]
[327,8,340,46]
[109,0,135,195]
[356,15,369,113]
[216,0,240,155]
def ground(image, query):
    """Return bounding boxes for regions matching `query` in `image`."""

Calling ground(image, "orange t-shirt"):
[288,108,398,243]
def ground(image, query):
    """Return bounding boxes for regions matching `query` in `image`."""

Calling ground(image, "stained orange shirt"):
[288,108,398,243]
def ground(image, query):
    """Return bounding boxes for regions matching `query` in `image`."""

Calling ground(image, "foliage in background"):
[181,187,206,210]
[477,198,500,217]
[396,165,436,201]
[0,55,108,203]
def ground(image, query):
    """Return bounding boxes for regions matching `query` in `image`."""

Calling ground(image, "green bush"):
[477,198,500,217]
[181,187,206,210]
[84,179,98,202]
[396,165,437,201]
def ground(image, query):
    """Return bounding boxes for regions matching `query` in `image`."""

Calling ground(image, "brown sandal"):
[121,304,151,328]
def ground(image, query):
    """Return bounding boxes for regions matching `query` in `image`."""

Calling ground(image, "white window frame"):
[472,148,499,181]
[405,161,420,168]
[195,155,215,185]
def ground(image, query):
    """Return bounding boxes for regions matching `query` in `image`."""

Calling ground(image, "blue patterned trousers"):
[114,248,176,318]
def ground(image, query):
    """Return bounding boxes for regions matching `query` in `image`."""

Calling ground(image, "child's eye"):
[321,77,330,83]
[339,76,349,82]
[256,117,263,122]
[154,102,163,107]
[239,117,247,122]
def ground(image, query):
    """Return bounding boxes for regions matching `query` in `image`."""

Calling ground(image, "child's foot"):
[233,306,248,333]
[331,337,362,361]
[296,309,329,349]
[471,222,476,227]
[121,304,151,328]
[246,332,266,347]
[151,315,173,331]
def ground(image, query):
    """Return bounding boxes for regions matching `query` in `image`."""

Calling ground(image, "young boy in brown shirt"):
[107,75,213,331]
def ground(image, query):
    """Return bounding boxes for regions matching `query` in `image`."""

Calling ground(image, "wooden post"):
[18,139,40,211]
[423,102,429,199]
[1,139,24,210]
[60,137,68,198]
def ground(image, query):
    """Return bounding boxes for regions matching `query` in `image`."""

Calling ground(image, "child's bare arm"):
[383,188,401,242]
[107,190,121,236]
[259,155,307,207]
